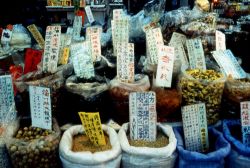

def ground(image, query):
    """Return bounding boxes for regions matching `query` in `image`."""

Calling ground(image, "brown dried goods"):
[72,134,112,153]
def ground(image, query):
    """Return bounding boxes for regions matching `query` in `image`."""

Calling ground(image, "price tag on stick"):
[186,38,206,70]
[169,32,189,67]
[216,30,226,51]
[29,86,52,130]
[27,24,45,49]
[0,75,16,123]
[129,92,157,141]
[211,49,246,79]
[42,26,61,73]
[181,103,209,152]
[241,101,250,147]
[85,6,95,24]
[155,45,175,88]
[79,112,106,146]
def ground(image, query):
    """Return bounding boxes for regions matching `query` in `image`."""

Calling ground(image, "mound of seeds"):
[72,134,112,153]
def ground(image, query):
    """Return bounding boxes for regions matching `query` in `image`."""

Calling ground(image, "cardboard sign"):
[169,32,189,67]
[85,5,95,24]
[79,112,106,146]
[27,24,45,49]
[71,42,95,79]
[216,30,226,51]
[0,75,16,123]
[241,101,250,147]
[129,92,157,141]
[186,38,206,70]
[24,48,42,74]
[72,16,82,39]
[155,46,175,88]
[146,27,164,64]
[181,103,209,152]
[29,86,52,130]
[117,43,134,83]
[59,47,70,65]
[42,26,61,73]
[211,49,246,79]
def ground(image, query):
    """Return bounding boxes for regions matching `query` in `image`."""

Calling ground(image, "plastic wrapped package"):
[223,120,250,168]
[143,0,166,19]
[64,75,112,124]
[174,127,231,168]
[152,87,181,122]
[5,118,61,168]
[161,7,191,30]
[59,125,121,168]
[118,123,177,168]
[14,64,73,123]
[222,75,250,119]
[101,28,112,47]
[10,24,31,50]
[179,69,226,125]
[109,74,150,124]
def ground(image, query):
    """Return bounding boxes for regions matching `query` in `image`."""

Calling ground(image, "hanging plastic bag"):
[59,125,121,168]
[118,123,177,168]
[223,120,250,168]
[174,127,231,168]
[5,117,61,168]
[10,24,31,50]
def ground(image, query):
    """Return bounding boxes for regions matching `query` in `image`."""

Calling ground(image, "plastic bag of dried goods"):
[179,68,226,125]
[59,125,121,168]
[119,123,177,168]
[6,117,61,168]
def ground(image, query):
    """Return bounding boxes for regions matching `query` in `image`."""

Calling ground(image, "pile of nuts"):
[180,69,225,124]
[7,126,60,168]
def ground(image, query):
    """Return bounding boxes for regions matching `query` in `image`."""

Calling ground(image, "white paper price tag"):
[241,101,250,147]
[181,103,209,152]
[71,42,95,79]
[112,17,129,56]
[117,42,134,83]
[155,45,174,88]
[27,24,45,49]
[72,16,82,39]
[85,6,95,24]
[0,75,16,123]
[186,38,206,70]
[113,9,123,20]
[66,27,73,35]
[212,49,246,79]
[146,27,164,64]
[169,32,189,67]
[216,30,226,51]
[42,26,61,73]
[129,92,157,141]
[29,86,52,130]
[86,27,102,62]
